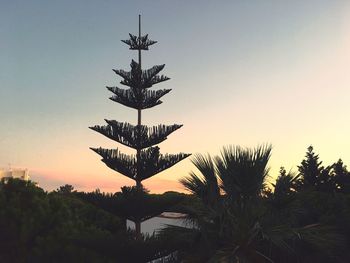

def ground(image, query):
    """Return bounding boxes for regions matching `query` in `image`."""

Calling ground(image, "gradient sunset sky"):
[1,0,350,193]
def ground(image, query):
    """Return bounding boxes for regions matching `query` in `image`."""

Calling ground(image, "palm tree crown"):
[164,145,341,262]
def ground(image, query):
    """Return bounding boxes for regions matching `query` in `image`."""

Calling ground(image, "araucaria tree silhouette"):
[89,15,190,237]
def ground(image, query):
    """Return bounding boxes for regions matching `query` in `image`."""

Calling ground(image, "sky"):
[1,0,350,193]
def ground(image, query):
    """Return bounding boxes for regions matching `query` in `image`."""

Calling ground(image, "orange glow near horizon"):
[30,164,190,194]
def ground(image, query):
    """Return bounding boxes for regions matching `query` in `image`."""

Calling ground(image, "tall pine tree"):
[90,15,190,236]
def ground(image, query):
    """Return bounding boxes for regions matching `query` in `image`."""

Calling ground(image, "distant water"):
[127,214,192,262]
[127,213,187,235]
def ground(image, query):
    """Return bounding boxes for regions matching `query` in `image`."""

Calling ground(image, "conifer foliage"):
[90,15,190,188]
[89,16,190,238]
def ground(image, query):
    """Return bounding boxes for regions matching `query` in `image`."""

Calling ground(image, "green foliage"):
[0,178,184,262]
[56,184,75,194]
[90,18,190,187]
[0,178,122,262]
[216,145,271,201]
[332,159,350,193]
[297,146,335,192]
[76,186,185,225]
[91,146,190,181]
[164,145,349,263]
[89,17,191,242]
[1,146,350,262]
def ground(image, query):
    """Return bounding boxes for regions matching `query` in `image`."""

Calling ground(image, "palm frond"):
[295,224,345,255]
[215,144,272,201]
[180,172,206,197]
[180,154,220,207]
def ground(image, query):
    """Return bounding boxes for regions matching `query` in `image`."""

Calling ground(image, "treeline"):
[0,179,184,262]
[0,146,350,262]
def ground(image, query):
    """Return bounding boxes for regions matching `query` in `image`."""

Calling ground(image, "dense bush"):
[0,179,125,262]
[0,179,184,262]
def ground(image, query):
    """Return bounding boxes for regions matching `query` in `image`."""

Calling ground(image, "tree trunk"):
[136,179,142,191]
[135,219,141,240]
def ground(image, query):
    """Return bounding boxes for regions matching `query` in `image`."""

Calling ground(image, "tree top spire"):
[122,15,157,50]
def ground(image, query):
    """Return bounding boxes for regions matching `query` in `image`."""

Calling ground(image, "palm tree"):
[161,145,343,262]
